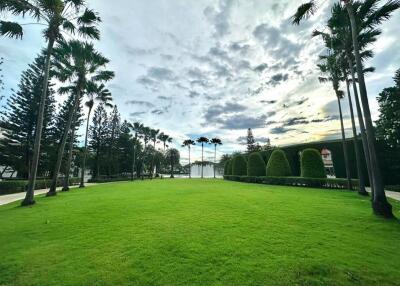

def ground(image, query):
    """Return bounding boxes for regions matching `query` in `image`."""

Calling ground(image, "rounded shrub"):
[301,148,327,178]
[232,155,247,176]
[228,160,233,175]
[266,149,292,177]
[247,152,266,176]
[224,160,232,175]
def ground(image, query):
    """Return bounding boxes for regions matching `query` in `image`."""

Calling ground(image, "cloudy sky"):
[1,0,399,164]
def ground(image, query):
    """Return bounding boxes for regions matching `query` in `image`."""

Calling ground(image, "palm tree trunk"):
[62,128,75,192]
[337,95,352,190]
[201,143,204,178]
[214,145,216,178]
[346,52,374,198]
[80,106,92,188]
[170,153,174,178]
[188,146,191,179]
[131,141,136,181]
[345,77,368,195]
[345,2,393,218]
[22,37,55,206]
[47,91,81,196]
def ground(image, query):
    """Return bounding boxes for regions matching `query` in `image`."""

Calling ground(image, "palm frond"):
[0,21,23,39]
[78,8,101,25]
[291,1,317,25]
[78,25,100,39]
[363,0,400,28]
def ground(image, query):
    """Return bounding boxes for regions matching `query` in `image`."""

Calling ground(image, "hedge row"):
[0,178,80,195]
[224,175,359,190]
[386,185,400,192]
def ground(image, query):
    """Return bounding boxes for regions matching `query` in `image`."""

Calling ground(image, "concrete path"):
[365,187,400,201]
[0,184,96,206]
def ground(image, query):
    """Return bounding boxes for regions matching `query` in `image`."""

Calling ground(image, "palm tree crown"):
[0,0,101,40]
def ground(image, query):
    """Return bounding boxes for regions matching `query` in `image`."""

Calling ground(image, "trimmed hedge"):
[386,185,400,192]
[0,178,80,195]
[232,155,247,176]
[224,160,232,175]
[227,160,233,176]
[224,175,359,190]
[266,149,292,177]
[301,148,327,178]
[247,152,266,176]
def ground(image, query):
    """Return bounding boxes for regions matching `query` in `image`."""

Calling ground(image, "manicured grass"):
[0,179,399,286]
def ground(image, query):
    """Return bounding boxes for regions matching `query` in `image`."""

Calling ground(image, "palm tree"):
[318,55,352,190]
[80,83,112,188]
[312,25,373,196]
[158,132,172,151]
[292,0,399,217]
[62,110,81,192]
[182,139,195,178]
[325,2,396,197]
[210,138,222,178]
[1,1,101,206]
[149,128,160,176]
[46,40,114,197]
[130,122,144,180]
[196,137,209,178]
[165,148,180,178]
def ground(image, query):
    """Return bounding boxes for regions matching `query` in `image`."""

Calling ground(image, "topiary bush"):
[247,152,266,176]
[227,160,233,175]
[301,148,327,178]
[224,160,232,175]
[266,149,292,177]
[232,155,247,176]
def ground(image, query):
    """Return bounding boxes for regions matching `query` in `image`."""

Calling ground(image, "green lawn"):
[1,179,400,286]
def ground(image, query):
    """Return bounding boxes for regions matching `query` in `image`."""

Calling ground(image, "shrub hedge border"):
[0,178,80,196]
[224,175,359,191]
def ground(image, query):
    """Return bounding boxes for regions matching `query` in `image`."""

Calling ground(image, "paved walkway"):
[0,184,96,206]
[366,189,400,201]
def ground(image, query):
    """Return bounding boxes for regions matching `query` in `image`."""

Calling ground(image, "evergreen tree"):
[0,55,55,178]
[89,104,109,179]
[246,128,257,153]
[117,120,133,175]
[376,71,400,148]
[106,106,121,176]
[50,94,83,175]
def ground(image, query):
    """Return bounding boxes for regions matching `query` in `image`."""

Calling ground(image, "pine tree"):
[246,128,257,153]
[376,78,400,148]
[0,55,55,178]
[117,120,133,175]
[89,104,109,179]
[106,106,121,176]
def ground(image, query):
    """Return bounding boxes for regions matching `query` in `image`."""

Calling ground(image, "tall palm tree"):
[196,137,209,178]
[182,139,195,178]
[292,0,399,217]
[150,128,159,176]
[80,83,112,188]
[46,40,114,197]
[158,132,172,151]
[130,122,144,180]
[326,2,395,197]
[1,1,101,206]
[210,138,222,178]
[318,55,352,190]
[62,108,81,192]
[312,25,374,195]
